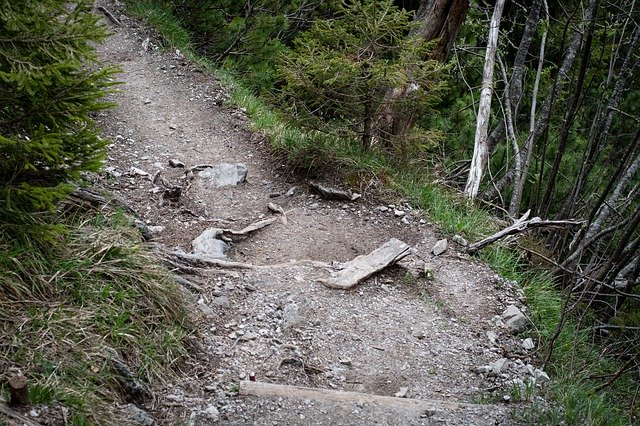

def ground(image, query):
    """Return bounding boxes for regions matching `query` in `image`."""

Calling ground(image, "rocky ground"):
[8,2,551,424]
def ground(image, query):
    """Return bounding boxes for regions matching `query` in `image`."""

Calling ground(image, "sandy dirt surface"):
[63,1,549,424]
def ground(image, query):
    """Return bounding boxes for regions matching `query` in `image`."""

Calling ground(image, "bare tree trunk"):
[563,148,640,267]
[508,0,548,216]
[539,0,597,214]
[483,0,597,204]
[560,24,640,220]
[464,0,506,198]
[481,0,543,169]
[362,91,374,149]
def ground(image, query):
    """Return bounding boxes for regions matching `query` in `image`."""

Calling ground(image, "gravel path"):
[92,2,544,424]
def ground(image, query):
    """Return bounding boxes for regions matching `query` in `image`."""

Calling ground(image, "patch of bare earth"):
[85,1,546,424]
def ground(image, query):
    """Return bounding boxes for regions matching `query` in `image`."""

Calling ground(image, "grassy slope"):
[121,2,637,424]
[0,203,191,424]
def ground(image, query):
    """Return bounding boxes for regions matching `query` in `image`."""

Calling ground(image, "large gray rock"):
[502,305,527,332]
[123,404,155,426]
[199,163,248,187]
[282,303,303,330]
[432,239,448,256]
[192,228,229,259]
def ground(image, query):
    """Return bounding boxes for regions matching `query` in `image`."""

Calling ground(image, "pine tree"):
[0,0,118,215]
[277,0,447,151]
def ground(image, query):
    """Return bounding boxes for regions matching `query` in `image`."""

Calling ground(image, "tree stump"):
[9,375,29,406]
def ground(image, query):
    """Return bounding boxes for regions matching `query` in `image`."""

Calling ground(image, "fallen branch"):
[319,238,412,289]
[223,216,279,236]
[239,381,474,410]
[467,210,582,254]
[172,275,203,293]
[96,6,121,25]
[165,250,330,271]
[168,252,257,269]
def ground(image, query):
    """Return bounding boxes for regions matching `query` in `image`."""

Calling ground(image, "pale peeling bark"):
[485,0,595,204]
[464,0,505,198]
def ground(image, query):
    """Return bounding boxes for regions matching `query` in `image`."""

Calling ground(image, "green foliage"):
[131,0,333,91]
[277,0,446,150]
[0,0,118,214]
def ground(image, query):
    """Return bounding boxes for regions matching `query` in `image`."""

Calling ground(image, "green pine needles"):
[0,0,118,215]
[277,0,447,152]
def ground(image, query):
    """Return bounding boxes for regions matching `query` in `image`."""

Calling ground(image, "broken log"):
[319,238,412,289]
[239,380,473,411]
[467,210,583,254]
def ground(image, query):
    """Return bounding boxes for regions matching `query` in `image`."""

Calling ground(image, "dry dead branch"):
[467,210,582,254]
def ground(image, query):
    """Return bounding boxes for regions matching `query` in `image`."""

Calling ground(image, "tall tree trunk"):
[362,91,374,149]
[414,0,470,62]
[479,0,546,202]
[376,0,469,142]
[482,0,598,204]
[539,1,596,215]
[508,0,548,216]
[559,24,640,220]
[464,0,506,198]
[480,0,546,170]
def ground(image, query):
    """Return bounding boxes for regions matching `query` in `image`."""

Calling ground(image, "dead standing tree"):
[479,0,599,208]
[464,0,506,198]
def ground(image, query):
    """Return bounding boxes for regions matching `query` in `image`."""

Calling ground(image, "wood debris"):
[467,210,583,254]
[319,238,412,289]
[239,381,474,410]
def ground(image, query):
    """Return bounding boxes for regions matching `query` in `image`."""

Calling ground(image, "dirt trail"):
[94,2,539,424]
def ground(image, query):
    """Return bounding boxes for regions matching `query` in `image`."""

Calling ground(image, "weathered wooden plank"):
[239,380,472,411]
[319,238,412,289]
